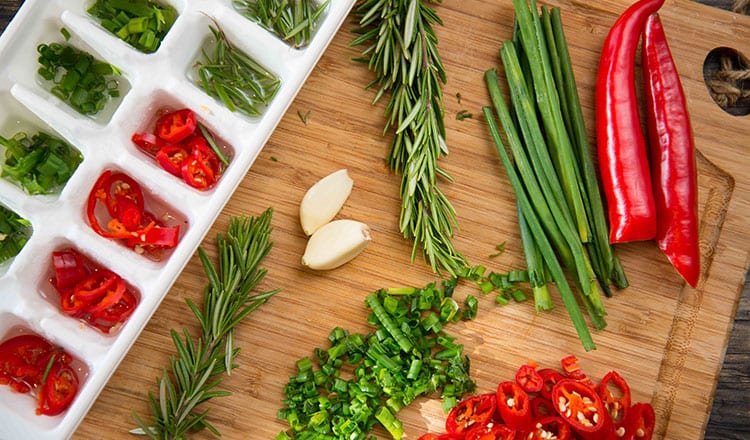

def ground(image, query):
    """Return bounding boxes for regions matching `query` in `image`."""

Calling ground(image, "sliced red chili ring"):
[155,108,197,143]
[496,380,532,431]
[560,355,595,389]
[72,270,119,301]
[51,249,88,290]
[445,392,497,434]
[538,368,565,401]
[90,289,138,332]
[181,149,217,190]
[36,360,79,416]
[620,402,655,440]
[465,423,516,440]
[86,277,126,314]
[599,370,632,425]
[551,379,613,440]
[527,415,572,440]
[155,144,188,177]
[132,132,169,155]
[515,363,543,393]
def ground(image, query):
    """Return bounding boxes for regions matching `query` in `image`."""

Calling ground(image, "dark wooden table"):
[0,0,746,438]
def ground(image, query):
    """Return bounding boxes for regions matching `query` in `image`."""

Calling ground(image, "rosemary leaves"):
[132,208,280,438]
[233,0,330,48]
[195,25,281,118]
[351,0,468,276]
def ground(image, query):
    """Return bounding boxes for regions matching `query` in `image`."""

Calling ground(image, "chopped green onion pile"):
[195,25,281,118]
[0,130,83,195]
[482,0,629,351]
[277,279,477,439]
[88,0,178,53]
[233,0,330,48]
[0,205,31,264]
[37,32,122,116]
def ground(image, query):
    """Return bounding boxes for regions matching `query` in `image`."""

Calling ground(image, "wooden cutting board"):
[73,1,749,439]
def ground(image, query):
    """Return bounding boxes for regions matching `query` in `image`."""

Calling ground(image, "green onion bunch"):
[88,0,177,53]
[233,0,330,48]
[277,279,476,440]
[37,35,122,116]
[482,0,628,351]
[195,25,282,118]
[1,131,83,195]
[0,205,31,264]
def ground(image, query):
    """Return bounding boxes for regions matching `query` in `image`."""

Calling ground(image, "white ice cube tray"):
[0,1,355,439]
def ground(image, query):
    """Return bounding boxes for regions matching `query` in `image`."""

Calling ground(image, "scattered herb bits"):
[0,205,31,264]
[0,130,82,195]
[233,0,330,48]
[37,31,122,116]
[195,25,281,117]
[88,0,177,53]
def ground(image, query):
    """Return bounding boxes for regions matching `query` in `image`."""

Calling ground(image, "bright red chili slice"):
[72,270,119,301]
[538,368,565,401]
[445,392,497,434]
[60,289,89,316]
[496,381,532,431]
[86,277,126,314]
[552,379,613,440]
[181,149,218,190]
[599,370,632,425]
[560,355,595,389]
[620,402,655,440]
[155,144,188,177]
[530,395,555,418]
[465,423,516,440]
[36,359,79,416]
[0,335,53,393]
[126,223,180,249]
[527,415,572,440]
[51,249,88,290]
[515,363,543,393]
[91,289,138,326]
[131,132,169,155]
[155,108,197,143]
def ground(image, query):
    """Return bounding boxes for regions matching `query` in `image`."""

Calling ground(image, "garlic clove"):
[302,219,371,270]
[299,169,354,236]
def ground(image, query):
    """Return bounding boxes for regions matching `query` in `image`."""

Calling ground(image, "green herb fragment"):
[456,109,473,121]
[132,208,280,439]
[233,0,330,48]
[37,33,122,116]
[296,109,311,125]
[278,278,476,439]
[351,0,468,276]
[0,205,31,264]
[195,24,281,118]
[0,131,82,195]
[88,0,177,53]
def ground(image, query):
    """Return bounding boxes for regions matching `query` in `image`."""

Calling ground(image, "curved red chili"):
[527,415,572,440]
[552,379,614,440]
[464,422,516,440]
[496,381,532,430]
[642,13,700,288]
[595,0,665,243]
[155,108,197,143]
[515,363,543,393]
[599,370,632,426]
[620,402,655,440]
[445,392,497,435]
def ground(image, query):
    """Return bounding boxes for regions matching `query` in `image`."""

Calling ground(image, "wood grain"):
[0,1,748,439]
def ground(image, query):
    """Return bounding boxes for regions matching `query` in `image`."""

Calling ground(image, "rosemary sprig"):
[232,0,330,48]
[132,208,280,439]
[351,0,468,276]
[195,24,281,118]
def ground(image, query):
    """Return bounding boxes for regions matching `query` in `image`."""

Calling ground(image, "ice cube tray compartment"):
[0,0,356,438]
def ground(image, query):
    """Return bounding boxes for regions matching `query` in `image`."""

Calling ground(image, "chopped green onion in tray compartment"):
[233,0,330,49]
[0,205,31,265]
[36,30,124,117]
[194,25,281,118]
[0,129,82,195]
[87,0,178,53]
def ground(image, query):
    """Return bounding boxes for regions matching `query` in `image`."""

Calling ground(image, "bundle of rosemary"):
[351,0,468,277]
[132,208,280,439]
[233,0,330,48]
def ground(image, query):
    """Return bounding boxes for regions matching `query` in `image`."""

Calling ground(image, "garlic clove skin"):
[299,169,353,236]
[302,219,371,270]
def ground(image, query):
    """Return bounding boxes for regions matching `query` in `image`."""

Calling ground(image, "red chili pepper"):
[515,363,543,393]
[90,289,138,331]
[445,392,497,435]
[595,0,665,243]
[36,359,79,416]
[71,269,118,301]
[559,355,595,389]
[641,13,700,288]
[530,396,555,418]
[155,108,197,143]
[465,423,516,440]
[495,381,532,430]
[538,368,565,401]
[599,370,632,426]
[50,249,88,290]
[155,144,188,177]
[131,132,170,154]
[527,416,572,440]
[181,148,219,190]
[552,379,613,440]
[620,402,655,440]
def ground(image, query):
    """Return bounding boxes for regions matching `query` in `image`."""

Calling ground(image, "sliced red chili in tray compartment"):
[49,247,139,334]
[86,169,182,257]
[0,332,81,416]
[131,108,231,190]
